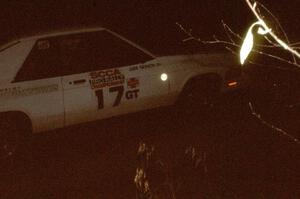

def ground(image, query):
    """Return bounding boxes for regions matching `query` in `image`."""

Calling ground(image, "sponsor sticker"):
[37,40,50,50]
[0,84,59,97]
[127,77,140,89]
[90,69,125,89]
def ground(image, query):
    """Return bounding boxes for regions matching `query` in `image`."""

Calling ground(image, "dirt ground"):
[0,86,299,199]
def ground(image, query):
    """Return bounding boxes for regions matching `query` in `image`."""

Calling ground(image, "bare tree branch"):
[176,22,300,68]
[245,0,300,61]
[249,102,300,145]
[177,0,300,146]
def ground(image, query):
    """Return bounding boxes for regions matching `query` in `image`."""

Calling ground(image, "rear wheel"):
[0,119,20,160]
[0,114,32,171]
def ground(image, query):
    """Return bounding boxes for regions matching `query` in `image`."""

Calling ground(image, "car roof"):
[0,26,106,51]
[0,26,156,58]
[19,26,106,42]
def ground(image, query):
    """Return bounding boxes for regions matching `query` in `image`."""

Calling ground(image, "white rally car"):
[0,27,241,159]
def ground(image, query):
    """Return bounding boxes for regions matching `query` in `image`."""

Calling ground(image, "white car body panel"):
[0,27,240,134]
[0,40,34,84]
[0,78,64,132]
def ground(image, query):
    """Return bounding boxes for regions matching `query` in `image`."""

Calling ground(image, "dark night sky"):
[0,0,298,55]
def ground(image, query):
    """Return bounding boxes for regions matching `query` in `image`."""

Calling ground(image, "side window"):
[15,31,153,82]
[58,34,92,75]
[15,38,61,82]
[58,31,153,73]
[85,31,153,71]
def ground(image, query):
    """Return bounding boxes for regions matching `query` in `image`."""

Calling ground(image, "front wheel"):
[177,77,221,113]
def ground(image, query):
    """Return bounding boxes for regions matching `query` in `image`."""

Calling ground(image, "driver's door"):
[58,30,158,126]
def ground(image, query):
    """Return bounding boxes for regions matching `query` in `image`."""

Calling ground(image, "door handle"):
[72,79,86,85]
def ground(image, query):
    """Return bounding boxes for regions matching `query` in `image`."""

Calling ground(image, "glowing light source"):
[228,81,238,87]
[240,0,300,65]
[240,21,271,65]
[240,28,255,65]
[160,73,168,81]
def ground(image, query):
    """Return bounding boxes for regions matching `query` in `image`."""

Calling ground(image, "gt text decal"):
[125,90,139,100]
[125,77,140,100]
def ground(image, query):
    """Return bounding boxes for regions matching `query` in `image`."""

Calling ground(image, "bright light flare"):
[240,28,254,65]
[240,21,270,65]
[228,81,238,87]
[160,73,168,81]
[241,0,300,65]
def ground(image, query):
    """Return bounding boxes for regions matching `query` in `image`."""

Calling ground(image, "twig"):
[257,1,297,64]
[245,0,300,60]
[177,1,300,147]
[177,21,300,69]
[248,102,300,145]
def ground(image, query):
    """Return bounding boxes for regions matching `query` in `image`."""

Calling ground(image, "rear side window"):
[15,31,153,82]
[15,38,61,82]
[81,31,153,70]
[58,31,153,73]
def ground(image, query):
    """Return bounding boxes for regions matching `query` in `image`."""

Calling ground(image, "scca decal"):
[90,69,125,89]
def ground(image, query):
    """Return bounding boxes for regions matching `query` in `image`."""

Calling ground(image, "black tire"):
[176,76,222,112]
[0,115,32,171]
[0,119,22,160]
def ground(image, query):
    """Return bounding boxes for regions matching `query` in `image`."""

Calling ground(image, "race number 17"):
[95,86,124,109]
